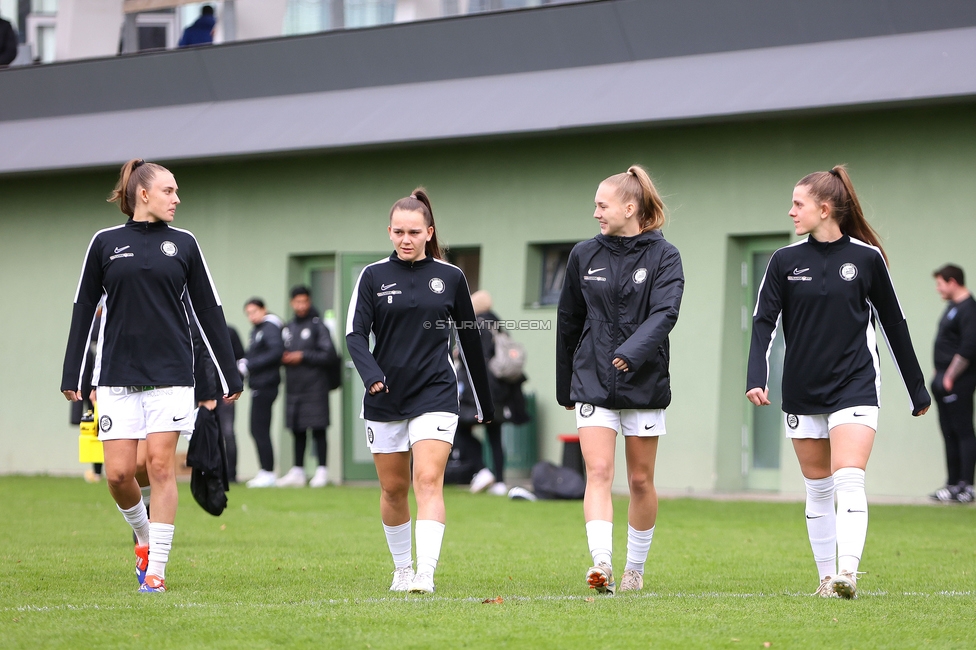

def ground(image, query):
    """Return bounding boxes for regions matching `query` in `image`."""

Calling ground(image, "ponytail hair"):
[107,158,167,217]
[389,187,443,260]
[603,165,667,232]
[797,165,887,263]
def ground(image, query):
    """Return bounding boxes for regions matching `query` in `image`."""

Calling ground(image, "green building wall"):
[2,103,972,497]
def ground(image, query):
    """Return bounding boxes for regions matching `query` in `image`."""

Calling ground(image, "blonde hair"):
[470,290,492,315]
[603,165,666,232]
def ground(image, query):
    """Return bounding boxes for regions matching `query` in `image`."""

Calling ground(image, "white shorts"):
[365,412,459,453]
[575,403,667,437]
[785,405,879,439]
[96,386,195,441]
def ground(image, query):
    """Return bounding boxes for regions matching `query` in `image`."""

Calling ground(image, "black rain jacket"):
[556,230,684,410]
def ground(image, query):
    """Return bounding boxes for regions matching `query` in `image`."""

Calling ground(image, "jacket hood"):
[292,307,321,323]
[262,314,284,328]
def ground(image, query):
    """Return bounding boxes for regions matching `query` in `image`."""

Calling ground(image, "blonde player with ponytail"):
[747,165,930,598]
[556,165,685,594]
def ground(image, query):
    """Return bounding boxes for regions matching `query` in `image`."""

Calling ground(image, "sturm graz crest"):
[367,427,374,444]
[99,415,113,432]
[160,241,178,257]
[839,263,857,281]
[429,278,445,294]
[787,414,799,430]
[633,268,648,284]
[579,403,595,418]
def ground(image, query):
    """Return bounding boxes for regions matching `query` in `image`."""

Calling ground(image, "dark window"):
[446,247,481,293]
[538,243,575,306]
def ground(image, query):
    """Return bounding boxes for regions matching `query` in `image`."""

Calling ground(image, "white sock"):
[147,522,175,580]
[803,476,837,580]
[141,486,152,509]
[383,521,413,569]
[624,525,654,573]
[586,520,613,567]
[415,520,445,576]
[834,467,868,575]
[118,502,151,546]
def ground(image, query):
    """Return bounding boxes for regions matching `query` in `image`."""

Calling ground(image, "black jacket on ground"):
[283,308,339,429]
[346,253,494,423]
[244,315,283,390]
[61,219,242,397]
[747,235,930,416]
[557,230,684,410]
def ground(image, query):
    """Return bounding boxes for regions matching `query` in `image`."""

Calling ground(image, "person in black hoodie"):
[557,165,684,596]
[746,165,930,599]
[278,285,340,488]
[240,298,284,488]
[347,188,494,595]
[61,159,242,594]
[178,5,216,48]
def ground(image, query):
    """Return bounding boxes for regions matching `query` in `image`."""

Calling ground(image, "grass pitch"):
[1,476,974,649]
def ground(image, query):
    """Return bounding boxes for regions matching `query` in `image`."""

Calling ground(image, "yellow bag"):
[78,407,104,464]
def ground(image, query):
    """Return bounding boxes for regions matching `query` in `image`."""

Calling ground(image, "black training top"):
[345,252,494,423]
[61,219,243,396]
[933,295,976,373]
[747,235,929,416]
[556,230,684,410]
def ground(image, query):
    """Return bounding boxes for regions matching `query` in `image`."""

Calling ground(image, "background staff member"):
[747,165,929,600]
[930,264,976,503]
[61,159,242,593]
[346,188,494,595]
[556,165,684,595]
[240,298,284,488]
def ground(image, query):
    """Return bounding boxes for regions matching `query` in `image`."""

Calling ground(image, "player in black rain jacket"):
[241,298,283,488]
[746,165,930,601]
[346,189,493,595]
[555,166,683,597]
[60,160,242,594]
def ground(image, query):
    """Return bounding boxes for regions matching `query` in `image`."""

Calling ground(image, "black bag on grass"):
[187,407,229,516]
[531,461,585,500]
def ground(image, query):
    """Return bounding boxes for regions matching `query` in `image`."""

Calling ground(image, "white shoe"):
[470,468,495,493]
[586,562,615,595]
[309,466,329,488]
[390,566,415,592]
[276,467,307,487]
[246,470,277,488]
[487,482,508,496]
[407,571,435,594]
[815,575,840,598]
[618,569,643,592]
[507,486,537,501]
[830,570,858,599]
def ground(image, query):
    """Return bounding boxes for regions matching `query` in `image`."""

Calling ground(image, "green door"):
[339,253,388,480]
[742,237,789,491]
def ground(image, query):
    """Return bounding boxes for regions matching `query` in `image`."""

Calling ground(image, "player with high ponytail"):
[61,159,243,593]
[346,187,493,594]
[556,164,684,595]
[746,165,929,599]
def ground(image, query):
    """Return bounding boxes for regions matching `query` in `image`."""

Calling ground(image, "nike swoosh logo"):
[644,424,655,430]
[115,246,130,253]
[436,426,450,432]
[587,267,606,274]
[846,509,866,513]
[381,283,397,290]
[173,414,189,422]
[852,412,866,417]
[806,514,824,519]
[793,267,809,275]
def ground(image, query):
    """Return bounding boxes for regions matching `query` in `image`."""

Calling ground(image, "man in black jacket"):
[240,298,283,487]
[930,264,976,503]
[278,286,340,487]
